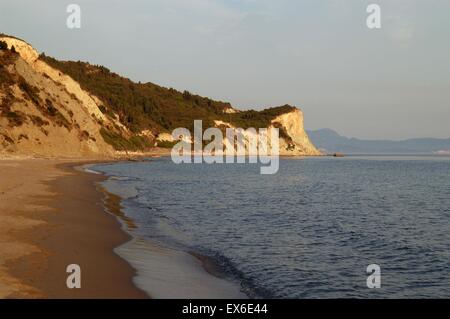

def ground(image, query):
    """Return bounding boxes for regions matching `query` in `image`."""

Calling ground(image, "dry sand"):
[0,159,147,298]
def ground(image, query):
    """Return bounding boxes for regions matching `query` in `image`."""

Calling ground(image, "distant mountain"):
[307,129,450,154]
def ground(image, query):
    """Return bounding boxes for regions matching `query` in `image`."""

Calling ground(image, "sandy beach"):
[0,159,147,298]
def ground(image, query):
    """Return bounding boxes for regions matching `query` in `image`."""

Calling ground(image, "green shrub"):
[28,115,49,127]
[157,140,178,149]
[1,134,14,145]
[18,77,41,106]
[100,128,153,151]
[6,110,27,126]
[39,99,71,129]
[0,41,7,50]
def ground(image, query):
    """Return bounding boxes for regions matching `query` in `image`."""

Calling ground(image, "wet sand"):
[0,159,147,298]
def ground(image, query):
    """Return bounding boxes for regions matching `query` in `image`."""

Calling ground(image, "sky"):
[1,0,449,140]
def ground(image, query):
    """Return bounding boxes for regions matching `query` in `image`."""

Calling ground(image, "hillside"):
[0,34,320,158]
[0,36,116,158]
[308,128,450,154]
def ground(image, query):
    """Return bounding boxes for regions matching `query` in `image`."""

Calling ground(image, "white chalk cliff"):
[211,108,321,156]
[271,109,321,155]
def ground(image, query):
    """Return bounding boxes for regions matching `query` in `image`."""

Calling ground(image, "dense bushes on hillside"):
[40,54,233,133]
[0,41,8,50]
[39,54,296,134]
[0,51,18,122]
[0,51,17,85]
[230,105,296,129]
[99,128,153,151]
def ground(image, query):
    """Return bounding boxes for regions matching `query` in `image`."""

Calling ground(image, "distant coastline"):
[308,128,450,155]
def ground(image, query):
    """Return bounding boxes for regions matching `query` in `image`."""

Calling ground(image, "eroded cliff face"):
[271,109,321,155]
[0,35,123,158]
[0,36,38,64]
[211,108,321,156]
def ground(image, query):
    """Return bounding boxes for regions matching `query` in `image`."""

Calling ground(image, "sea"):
[91,155,450,298]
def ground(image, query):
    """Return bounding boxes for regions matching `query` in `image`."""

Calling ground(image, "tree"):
[182,90,191,100]
[0,41,8,50]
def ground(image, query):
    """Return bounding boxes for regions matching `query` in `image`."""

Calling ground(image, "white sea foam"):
[115,237,247,299]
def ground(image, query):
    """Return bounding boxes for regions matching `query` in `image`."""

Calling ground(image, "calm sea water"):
[93,156,450,298]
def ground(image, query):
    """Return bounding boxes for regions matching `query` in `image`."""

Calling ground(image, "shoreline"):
[0,159,147,298]
[1,157,247,299]
[0,155,332,298]
[90,161,248,299]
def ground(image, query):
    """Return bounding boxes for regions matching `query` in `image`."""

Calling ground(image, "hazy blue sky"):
[1,0,449,139]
